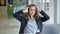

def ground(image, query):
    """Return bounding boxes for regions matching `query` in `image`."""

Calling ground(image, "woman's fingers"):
[23,7,29,13]
[37,7,41,13]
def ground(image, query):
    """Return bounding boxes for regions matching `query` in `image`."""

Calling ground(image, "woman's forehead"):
[29,6,36,9]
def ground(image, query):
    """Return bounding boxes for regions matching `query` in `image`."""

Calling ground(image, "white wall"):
[57,0,60,24]
[46,0,54,24]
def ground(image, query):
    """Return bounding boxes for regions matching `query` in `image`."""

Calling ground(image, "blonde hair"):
[23,4,40,20]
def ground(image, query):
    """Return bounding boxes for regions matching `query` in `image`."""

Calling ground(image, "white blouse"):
[24,18,40,34]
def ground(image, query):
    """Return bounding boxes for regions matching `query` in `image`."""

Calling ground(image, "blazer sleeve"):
[13,10,23,21]
[40,10,50,22]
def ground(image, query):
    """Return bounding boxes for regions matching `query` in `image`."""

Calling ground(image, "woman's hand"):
[36,7,41,13]
[23,7,29,13]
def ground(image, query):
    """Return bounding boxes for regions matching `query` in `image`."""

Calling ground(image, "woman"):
[13,4,50,34]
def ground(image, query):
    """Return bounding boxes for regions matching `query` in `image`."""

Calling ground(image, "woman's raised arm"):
[13,10,23,21]
[40,10,50,22]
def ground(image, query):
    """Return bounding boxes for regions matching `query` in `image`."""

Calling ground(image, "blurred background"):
[0,0,60,34]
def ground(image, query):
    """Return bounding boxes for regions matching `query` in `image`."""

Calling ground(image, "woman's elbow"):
[13,14,16,18]
[46,16,50,20]
[13,14,15,17]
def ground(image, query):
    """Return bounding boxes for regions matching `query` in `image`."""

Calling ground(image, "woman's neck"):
[30,16,34,20]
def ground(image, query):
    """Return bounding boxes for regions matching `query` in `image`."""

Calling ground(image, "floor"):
[0,18,60,34]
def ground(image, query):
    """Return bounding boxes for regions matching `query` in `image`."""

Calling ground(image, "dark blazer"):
[13,10,50,34]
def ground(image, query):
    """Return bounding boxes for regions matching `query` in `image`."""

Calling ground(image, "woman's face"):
[29,6,36,16]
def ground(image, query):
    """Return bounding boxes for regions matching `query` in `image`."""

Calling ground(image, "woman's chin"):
[31,14,34,16]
